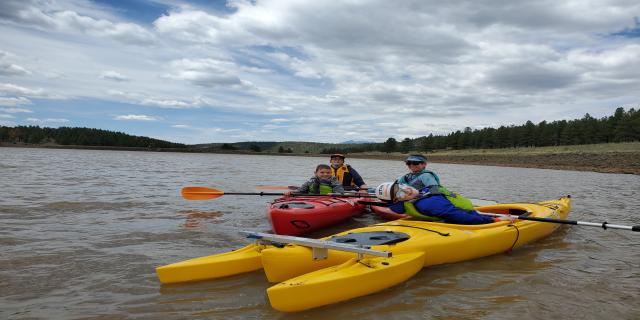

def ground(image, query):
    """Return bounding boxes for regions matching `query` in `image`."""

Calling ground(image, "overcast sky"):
[1,0,639,144]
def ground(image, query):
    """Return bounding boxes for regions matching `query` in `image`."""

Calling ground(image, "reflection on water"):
[179,210,223,228]
[1,147,639,319]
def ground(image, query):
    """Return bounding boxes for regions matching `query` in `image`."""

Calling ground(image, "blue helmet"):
[405,154,427,163]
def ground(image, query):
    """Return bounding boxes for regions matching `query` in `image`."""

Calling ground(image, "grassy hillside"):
[426,141,640,155]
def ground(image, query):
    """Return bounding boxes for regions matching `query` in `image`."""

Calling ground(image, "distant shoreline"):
[3,142,639,175]
[346,152,640,175]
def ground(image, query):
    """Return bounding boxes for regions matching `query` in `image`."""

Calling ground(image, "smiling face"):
[330,156,344,168]
[315,168,333,180]
[406,160,427,173]
[395,185,419,201]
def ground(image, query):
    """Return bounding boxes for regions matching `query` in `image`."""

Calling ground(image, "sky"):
[1,0,639,144]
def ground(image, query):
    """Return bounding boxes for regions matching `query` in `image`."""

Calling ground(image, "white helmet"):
[375,181,398,201]
[376,181,418,202]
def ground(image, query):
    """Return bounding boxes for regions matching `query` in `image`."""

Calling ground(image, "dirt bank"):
[348,152,640,175]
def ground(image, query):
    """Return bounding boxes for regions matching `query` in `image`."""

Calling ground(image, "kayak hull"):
[156,244,263,284]
[268,196,366,236]
[267,252,426,312]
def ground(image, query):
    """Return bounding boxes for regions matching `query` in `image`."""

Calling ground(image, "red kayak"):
[267,196,367,236]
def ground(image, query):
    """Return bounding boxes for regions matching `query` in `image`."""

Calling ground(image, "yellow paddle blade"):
[181,186,224,200]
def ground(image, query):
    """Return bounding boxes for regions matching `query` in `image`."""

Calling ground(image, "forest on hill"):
[321,107,640,154]
[0,126,187,149]
[1,107,638,153]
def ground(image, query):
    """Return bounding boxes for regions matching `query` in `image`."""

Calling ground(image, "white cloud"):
[0,51,30,76]
[266,106,293,112]
[26,117,69,123]
[140,98,197,109]
[0,1,155,45]
[0,114,15,119]
[107,89,142,100]
[100,70,129,82]
[0,97,31,107]
[0,83,45,97]
[165,58,243,87]
[0,107,33,113]
[114,114,161,121]
[154,8,248,45]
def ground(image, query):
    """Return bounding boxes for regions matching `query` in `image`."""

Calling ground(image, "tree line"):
[1,107,638,152]
[321,107,640,153]
[0,126,187,149]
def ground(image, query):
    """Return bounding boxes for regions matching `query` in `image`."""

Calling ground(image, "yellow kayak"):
[156,196,571,312]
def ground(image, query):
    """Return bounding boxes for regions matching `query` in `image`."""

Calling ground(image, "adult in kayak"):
[288,164,345,195]
[329,154,368,191]
[397,154,440,189]
[375,181,514,224]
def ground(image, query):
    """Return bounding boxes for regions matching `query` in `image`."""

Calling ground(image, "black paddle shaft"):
[224,192,377,198]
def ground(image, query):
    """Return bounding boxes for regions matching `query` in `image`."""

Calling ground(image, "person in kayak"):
[287,164,345,195]
[375,181,513,224]
[398,154,440,189]
[329,154,368,192]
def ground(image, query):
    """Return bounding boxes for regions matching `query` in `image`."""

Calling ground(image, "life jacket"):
[402,186,474,221]
[400,170,441,189]
[309,180,334,195]
[436,186,474,210]
[331,164,355,187]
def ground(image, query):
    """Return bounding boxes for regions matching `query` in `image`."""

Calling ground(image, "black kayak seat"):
[328,231,410,246]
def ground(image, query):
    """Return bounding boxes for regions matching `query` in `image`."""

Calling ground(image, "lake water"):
[1,147,639,319]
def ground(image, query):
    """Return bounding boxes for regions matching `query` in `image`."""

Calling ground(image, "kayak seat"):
[276,202,315,209]
[328,231,410,246]
[508,208,530,217]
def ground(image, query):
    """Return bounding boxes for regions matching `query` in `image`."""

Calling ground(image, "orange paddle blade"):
[181,186,224,200]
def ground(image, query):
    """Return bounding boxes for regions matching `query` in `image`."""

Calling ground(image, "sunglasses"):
[405,161,424,166]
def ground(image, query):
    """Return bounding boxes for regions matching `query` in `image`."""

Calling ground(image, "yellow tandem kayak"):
[156,196,571,312]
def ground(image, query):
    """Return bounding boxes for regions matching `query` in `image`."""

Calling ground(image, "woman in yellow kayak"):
[375,181,514,224]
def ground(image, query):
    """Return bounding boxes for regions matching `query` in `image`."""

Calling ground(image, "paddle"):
[181,186,378,201]
[478,212,639,232]
[255,185,365,191]
[255,185,299,191]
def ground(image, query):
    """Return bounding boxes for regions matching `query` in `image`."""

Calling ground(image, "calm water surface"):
[1,147,639,319]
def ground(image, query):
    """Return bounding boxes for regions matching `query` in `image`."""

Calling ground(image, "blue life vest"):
[400,170,441,189]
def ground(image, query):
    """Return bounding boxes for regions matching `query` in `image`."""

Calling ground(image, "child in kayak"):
[287,164,345,195]
[329,154,368,191]
[375,182,514,224]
